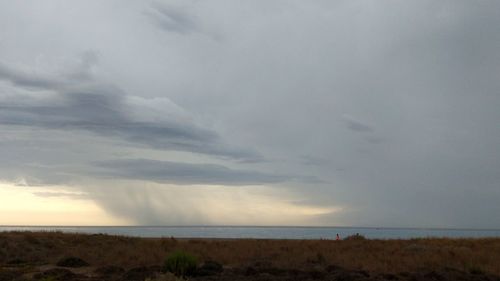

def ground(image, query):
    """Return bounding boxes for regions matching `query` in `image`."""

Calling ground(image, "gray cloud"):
[341,115,374,133]
[300,155,331,166]
[146,3,199,34]
[0,158,81,187]
[0,62,261,162]
[0,62,64,90]
[93,158,287,186]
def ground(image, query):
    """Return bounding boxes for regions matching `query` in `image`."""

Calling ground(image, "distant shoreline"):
[1,225,499,240]
[2,225,500,231]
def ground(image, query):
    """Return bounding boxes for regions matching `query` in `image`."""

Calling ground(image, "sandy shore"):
[1,231,499,280]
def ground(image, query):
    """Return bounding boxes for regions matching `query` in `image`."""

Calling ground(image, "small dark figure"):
[336,233,341,240]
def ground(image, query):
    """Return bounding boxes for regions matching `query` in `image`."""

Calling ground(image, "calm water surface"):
[1,226,499,239]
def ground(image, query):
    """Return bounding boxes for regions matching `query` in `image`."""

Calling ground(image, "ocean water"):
[1,226,499,239]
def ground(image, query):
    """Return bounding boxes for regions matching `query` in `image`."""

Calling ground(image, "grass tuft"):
[164,251,197,277]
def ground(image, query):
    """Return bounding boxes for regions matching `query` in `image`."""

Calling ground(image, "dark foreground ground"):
[0,232,499,281]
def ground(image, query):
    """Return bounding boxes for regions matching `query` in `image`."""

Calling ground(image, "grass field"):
[0,231,499,280]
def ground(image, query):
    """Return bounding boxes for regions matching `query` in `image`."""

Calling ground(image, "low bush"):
[344,233,367,240]
[468,265,484,275]
[164,251,197,277]
[197,260,223,276]
[56,256,89,267]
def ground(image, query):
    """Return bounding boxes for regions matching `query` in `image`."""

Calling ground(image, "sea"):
[1,226,500,239]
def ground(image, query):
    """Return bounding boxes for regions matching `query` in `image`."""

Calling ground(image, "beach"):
[1,231,499,280]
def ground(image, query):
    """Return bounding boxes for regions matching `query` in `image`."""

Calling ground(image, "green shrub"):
[164,251,197,277]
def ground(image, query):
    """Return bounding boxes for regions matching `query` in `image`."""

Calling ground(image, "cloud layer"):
[0,0,499,227]
[93,158,287,186]
[0,61,260,161]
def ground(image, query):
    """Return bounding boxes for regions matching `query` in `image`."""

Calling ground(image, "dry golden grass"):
[1,231,499,275]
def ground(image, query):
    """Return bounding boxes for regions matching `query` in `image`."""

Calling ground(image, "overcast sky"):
[0,0,499,228]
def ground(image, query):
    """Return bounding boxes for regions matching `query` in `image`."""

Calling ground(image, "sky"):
[0,0,499,228]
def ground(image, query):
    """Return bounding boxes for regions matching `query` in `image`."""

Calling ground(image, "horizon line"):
[1,225,500,231]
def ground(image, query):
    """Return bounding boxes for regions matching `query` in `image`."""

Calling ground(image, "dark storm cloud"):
[93,158,287,186]
[146,3,199,34]
[341,115,374,133]
[0,62,261,162]
[0,133,282,187]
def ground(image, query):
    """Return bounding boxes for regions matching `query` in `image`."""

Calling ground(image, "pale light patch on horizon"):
[0,182,130,226]
[91,180,344,226]
[195,185,342,226]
